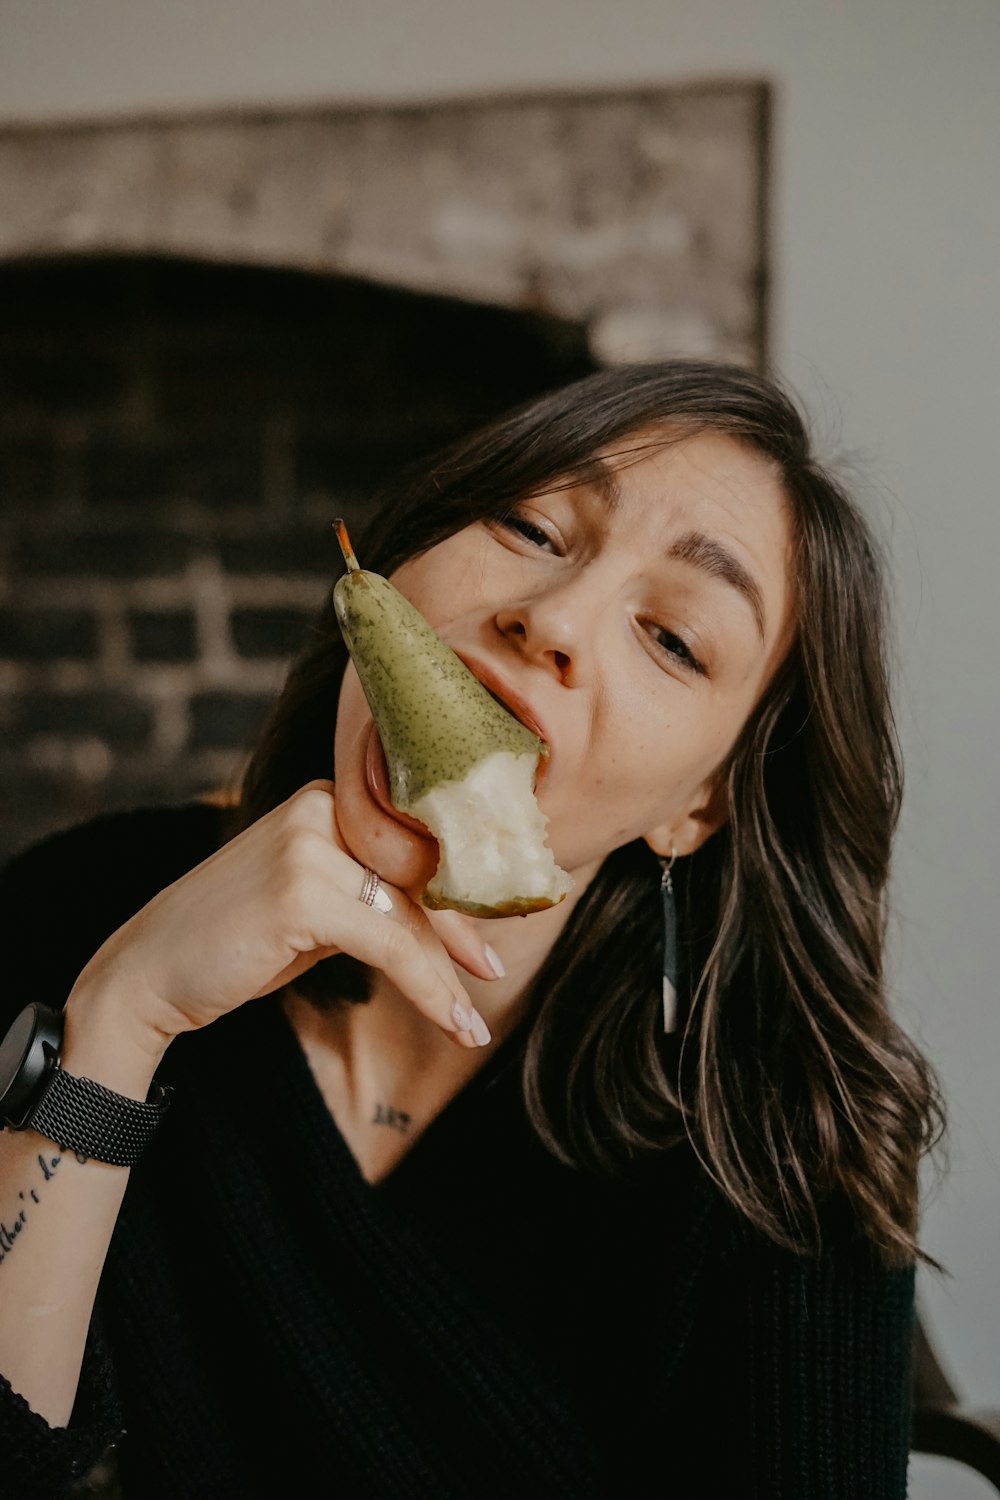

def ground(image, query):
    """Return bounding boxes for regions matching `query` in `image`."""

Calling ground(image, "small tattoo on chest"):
[372,1103,412,1134]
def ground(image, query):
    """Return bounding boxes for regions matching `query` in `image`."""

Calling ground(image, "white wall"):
[3,0,998,1417]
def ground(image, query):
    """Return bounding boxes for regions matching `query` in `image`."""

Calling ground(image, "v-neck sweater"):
[0,805,917,1499]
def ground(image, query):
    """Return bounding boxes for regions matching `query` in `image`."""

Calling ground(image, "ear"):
[642,775,730,861]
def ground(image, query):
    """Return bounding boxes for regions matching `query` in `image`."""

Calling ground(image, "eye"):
[646,623,706,676]
[497,513,557,551]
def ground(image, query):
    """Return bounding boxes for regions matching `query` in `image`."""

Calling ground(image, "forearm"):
[0,988,166,1428]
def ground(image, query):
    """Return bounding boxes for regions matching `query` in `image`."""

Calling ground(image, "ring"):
[358,866,393,915]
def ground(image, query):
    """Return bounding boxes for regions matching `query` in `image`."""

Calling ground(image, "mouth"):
[362,653,554,823]
[451,652,553,780]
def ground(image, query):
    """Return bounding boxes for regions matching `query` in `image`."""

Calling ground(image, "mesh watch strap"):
[29,1065,172,1167]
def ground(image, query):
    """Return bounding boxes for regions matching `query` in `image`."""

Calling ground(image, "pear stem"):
[333,518,360,573]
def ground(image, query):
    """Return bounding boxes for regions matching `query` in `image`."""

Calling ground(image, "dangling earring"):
[659,847,678,1033]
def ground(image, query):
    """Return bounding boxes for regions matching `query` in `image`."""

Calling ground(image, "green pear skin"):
[332,520,573,917]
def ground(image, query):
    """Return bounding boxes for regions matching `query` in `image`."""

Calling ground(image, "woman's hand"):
[65,781,497,1060]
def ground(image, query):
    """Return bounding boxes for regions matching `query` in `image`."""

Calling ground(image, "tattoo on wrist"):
[0,1150,83,1266]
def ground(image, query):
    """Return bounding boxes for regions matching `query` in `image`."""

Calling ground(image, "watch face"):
[0,1003,61,1126]
[0,1007,36,1104]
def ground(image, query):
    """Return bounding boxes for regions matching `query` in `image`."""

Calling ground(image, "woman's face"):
[334,428,797,896]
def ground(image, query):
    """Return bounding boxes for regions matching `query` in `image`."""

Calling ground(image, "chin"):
[335,790,441,895]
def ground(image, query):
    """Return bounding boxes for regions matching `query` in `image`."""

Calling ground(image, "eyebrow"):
[587,459,768,644]
[667,530,768,644]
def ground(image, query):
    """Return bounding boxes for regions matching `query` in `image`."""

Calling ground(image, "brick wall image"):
[0,256,595,862]
[0,87,768,863]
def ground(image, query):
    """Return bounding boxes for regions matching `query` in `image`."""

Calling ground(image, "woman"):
[0,362,942,1498]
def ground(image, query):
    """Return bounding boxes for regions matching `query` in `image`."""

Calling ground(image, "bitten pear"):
[332,520,573,918]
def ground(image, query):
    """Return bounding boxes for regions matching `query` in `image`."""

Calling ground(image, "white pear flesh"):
[415,750,574,915]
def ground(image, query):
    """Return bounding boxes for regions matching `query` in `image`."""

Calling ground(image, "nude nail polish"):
[483,943,505,979]
[451,999,473,1031]
[469,1009,492,1047]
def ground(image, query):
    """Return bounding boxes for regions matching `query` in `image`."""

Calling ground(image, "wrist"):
[63,980,172,1103]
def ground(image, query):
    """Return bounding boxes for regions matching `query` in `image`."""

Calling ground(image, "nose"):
[494,577,599,686]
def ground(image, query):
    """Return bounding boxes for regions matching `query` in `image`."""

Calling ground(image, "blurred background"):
[1,3,997,1494]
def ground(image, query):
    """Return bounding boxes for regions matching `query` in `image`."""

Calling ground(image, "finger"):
[289,844,490,1047]
[326,834,502,983]
[283,786,497,1037]
[321,894,489,1048]
[353,874,497,1030]
[420,905,506,981]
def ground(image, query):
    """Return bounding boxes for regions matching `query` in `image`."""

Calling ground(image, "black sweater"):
[0,806,916,1498]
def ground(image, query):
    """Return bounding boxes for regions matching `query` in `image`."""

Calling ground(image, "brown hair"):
[235,361,944,1268]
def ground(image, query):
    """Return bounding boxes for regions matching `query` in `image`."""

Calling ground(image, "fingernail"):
[483,943,505,979]
[451,999,473,1032]
[469,1009,492,1047]
[372,886,393,914]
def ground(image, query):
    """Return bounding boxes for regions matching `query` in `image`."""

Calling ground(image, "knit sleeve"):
[0,805,222,1496]
[745,1235,916,1499]
[0,1302,125,1500]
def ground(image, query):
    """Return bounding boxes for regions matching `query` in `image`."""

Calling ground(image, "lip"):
[364,727,437,839]
[450,651,553,779]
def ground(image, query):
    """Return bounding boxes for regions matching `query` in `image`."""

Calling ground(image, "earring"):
[659,847,678,1033]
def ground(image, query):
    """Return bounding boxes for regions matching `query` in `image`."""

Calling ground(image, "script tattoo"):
[372,1103,412,1134]
[0,1151,76,1266]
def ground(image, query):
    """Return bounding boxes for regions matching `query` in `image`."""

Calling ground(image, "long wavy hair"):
[234,361,943,1269]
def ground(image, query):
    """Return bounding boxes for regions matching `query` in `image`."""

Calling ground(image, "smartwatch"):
[0,1002,172,1167]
